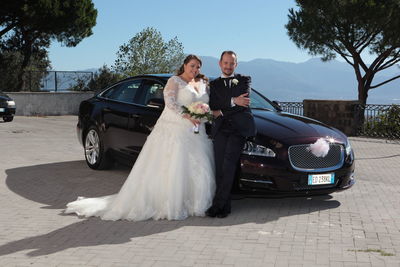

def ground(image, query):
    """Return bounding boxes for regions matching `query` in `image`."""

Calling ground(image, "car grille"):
[288,143,344,172]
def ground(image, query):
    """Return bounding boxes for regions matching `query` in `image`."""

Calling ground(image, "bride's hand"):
[183,114,200,126]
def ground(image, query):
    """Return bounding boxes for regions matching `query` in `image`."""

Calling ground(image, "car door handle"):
[130,114,140,118]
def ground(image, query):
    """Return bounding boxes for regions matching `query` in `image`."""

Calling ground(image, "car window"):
[101,84,121,98]
[250,90,277,111]
[103,79,142,103]
[140,79,165,105]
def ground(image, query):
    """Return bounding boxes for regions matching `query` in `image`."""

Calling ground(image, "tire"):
[84,126,114,170]
[3,116,13,122]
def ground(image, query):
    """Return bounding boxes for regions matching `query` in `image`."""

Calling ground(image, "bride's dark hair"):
[176,54,208,81]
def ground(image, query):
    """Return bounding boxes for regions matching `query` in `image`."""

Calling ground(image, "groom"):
[207,51,256,218]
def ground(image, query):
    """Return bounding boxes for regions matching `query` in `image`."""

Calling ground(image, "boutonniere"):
[232,78,239,86]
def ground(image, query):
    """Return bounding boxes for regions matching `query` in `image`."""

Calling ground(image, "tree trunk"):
[356,82,369,134]
[16,42,33,91]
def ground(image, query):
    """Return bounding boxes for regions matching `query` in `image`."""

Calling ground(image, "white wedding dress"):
[65,76,215,221]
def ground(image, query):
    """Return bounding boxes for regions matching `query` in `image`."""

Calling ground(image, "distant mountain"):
[50,57,399,104]
[80,68,98,73]
[200,56,399,104]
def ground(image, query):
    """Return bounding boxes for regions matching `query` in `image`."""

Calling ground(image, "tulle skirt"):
[65,113,215,221]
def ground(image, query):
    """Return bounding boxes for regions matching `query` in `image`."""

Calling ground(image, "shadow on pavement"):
[5,160,129,209]
[2,161,341,257]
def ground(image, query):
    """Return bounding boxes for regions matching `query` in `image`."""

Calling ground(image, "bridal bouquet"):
[182,101,213,133]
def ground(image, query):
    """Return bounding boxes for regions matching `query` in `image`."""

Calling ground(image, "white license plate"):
[0,108,4,112]
[308,173,335,185]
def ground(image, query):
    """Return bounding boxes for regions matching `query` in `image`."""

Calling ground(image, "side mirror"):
[146,98,165,109]
[272,100,283,111]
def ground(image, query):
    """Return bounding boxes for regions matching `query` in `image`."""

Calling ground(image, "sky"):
[48,0,316,71]
[48,0,381,71]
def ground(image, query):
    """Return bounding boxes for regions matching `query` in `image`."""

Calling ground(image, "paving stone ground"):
[0,116,399,267]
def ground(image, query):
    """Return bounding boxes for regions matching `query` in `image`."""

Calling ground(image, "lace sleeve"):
[163,77,183,114]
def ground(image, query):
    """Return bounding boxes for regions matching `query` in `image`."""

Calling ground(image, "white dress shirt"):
[220,74,236,107]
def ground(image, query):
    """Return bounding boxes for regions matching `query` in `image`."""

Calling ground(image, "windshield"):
[250,89,277,111]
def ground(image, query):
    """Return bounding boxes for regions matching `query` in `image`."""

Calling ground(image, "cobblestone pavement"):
[0,116,399,267]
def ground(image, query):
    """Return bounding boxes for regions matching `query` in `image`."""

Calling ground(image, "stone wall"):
[5,91,95,116]
[303,100,360,136]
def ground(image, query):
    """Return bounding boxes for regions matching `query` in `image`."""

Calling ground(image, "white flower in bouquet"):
[183,101,213,120]
[189,102,209,114]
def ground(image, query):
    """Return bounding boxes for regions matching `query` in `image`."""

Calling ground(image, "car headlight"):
[7,100,15,107]
[242,141,276,157]
[345,140,352,155]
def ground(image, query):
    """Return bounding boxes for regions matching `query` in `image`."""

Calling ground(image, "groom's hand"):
[233,93,250,107]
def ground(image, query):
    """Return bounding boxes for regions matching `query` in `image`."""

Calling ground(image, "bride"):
[65,55,215,221]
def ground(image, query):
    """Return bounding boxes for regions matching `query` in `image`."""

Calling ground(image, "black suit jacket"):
[209,74,256,138]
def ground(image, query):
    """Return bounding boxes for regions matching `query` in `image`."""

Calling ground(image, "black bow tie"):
[221,77,234,80]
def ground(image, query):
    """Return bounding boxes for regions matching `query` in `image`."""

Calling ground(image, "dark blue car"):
[76,74,355,197]
[0,92,16,122]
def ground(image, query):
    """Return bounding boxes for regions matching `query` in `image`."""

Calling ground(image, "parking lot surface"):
[0,116,399,267]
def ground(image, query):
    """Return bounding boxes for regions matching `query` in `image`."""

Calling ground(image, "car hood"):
[252,110,347,145]
[0,94,12,101]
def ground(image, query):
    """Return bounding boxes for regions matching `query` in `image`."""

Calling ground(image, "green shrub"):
[363,105,400,138]
[88,65,122,93]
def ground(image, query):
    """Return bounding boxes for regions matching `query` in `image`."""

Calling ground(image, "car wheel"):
[84,126,114,170]
[3,116,13,122]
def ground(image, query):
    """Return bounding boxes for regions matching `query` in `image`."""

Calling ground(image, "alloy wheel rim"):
[85,129,100,165]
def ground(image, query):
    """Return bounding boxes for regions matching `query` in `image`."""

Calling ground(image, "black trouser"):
[212,130,246,212]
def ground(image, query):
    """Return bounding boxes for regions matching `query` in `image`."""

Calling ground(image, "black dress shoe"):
[205,206,219,217]
[216,210,230,218]
[216,206,231,218]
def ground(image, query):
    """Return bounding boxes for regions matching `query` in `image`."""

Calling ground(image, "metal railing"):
[280,102,304,116]
[18,70,94,92]
[358,104,400,139]
[40,71,94,91]
[279,102,400,139]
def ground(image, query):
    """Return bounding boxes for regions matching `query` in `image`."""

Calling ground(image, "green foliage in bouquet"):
[181,105,214,122]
